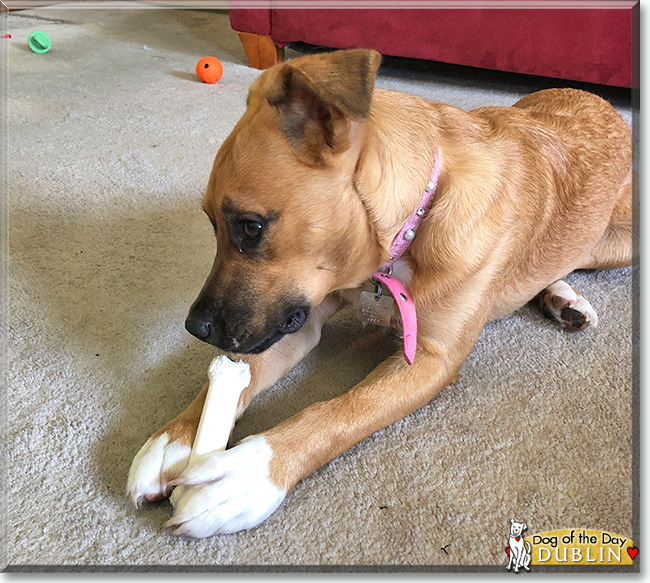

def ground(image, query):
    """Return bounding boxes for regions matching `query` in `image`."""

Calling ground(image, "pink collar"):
[381,151,440,271]
[372,151,440,364]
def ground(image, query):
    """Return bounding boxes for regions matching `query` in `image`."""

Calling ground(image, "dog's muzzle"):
[184,302,309,354]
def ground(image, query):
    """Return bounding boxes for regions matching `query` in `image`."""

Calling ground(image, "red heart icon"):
[516,536,521,541]
[628,548,638,560]
[505,548,510,556]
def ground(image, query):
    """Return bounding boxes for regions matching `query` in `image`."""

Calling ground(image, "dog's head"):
[186,49,384,354]
[509,518,527,537]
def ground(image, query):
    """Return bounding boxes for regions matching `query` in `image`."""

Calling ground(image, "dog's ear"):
[510,518,515,524]
[266,49,382,165]
[522,523,527,530]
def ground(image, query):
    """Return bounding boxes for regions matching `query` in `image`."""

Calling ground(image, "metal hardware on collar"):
[358,289,395,328]
[372,267,392,300]
[403,229,415,241]
[374,280,382,301]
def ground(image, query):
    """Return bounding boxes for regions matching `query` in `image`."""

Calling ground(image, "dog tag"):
[358,290,394,327]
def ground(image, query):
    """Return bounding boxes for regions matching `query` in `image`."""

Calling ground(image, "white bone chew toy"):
[169,355,251,508]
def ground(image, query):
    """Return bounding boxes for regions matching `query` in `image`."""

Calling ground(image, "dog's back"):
[425,87,632,317]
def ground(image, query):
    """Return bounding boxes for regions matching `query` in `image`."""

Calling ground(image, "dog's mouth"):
[233,306,309,354]
[196,329,285,355]
[236,331,285,355]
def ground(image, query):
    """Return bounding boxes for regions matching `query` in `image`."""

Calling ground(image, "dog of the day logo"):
[505,521,638,570]
[506,519,532,572]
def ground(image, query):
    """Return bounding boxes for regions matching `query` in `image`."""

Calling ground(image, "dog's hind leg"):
[127,294,344,508]
[537,175,635,334]
[537,280,598,332]
[581,173,638,270]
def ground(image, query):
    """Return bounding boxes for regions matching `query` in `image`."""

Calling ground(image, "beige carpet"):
[4,2,637,570]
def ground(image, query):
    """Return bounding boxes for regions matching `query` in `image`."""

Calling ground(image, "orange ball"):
[196,57,223,84]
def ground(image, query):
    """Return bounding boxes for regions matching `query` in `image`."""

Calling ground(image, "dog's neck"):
[353,91,505,274]
[352,90,442,252]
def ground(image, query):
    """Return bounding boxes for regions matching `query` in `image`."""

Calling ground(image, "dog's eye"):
[243,220,263,238]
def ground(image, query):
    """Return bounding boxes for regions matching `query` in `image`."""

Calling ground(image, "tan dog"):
[127,49,634,537]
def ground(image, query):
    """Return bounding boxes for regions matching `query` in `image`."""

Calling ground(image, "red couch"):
[229,4,636,88]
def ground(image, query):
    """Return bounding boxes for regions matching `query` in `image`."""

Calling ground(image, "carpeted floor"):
[4,2,637,570]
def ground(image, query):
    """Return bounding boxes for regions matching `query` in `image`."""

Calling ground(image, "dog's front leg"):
[263,337,472,494]
[513,550,522,572]
[232,294,345,420]
[167,297,486,537]
[127,295,343,509]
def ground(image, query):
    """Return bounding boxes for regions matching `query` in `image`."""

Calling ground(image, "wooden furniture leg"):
[238,32,285,70]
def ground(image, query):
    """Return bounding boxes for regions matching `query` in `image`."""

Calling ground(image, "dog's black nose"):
[278,307,307,334]
[185,312,211,341]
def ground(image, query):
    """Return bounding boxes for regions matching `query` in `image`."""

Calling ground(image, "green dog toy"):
[28,31,51,53]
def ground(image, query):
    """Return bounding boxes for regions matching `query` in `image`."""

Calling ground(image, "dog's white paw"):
[127,432,191,508]
[165,435,286,537]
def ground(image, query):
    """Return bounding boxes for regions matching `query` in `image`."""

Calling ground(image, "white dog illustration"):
[506,518,532,572]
